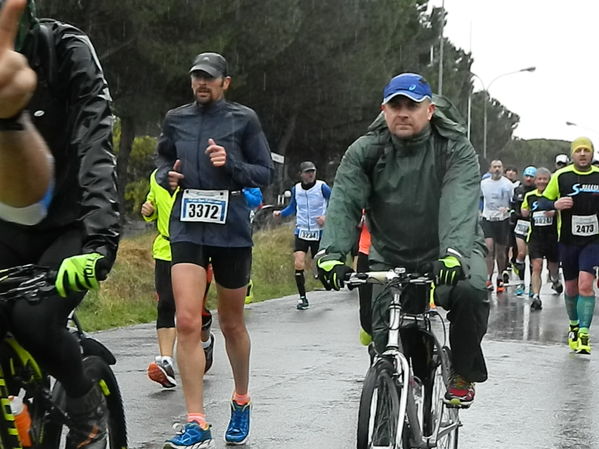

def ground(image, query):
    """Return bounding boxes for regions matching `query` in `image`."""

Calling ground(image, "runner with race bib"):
[273,161,331,310]
[156,52,273,448]
[539,137,599,355]
[520,167,562,310]
[509,166,537,296]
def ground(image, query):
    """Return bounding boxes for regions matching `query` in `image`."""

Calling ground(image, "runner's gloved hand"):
[55,253,108,298]
[431,255,463,286]
[317,256,353,291]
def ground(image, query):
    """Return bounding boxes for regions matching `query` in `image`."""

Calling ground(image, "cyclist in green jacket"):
[317,73,489,408]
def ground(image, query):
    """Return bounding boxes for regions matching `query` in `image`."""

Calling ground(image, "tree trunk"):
[116,116,136,223]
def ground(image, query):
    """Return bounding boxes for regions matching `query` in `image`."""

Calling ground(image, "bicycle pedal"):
[444,400,471,409]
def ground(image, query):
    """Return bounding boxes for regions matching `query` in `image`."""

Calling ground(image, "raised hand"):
[205,138,226,167]
[168,159,184,190]
[141,201,155,217]
[0,0,36,118]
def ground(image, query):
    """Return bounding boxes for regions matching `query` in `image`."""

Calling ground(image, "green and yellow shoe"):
[568,326,579,351]
[576,332,591,355]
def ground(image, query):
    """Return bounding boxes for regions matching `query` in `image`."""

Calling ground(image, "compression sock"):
[564,294,579,322]
[233,392,251,405]
[295,270,306,297]
[577,295,596,329]
[188,413,208,429]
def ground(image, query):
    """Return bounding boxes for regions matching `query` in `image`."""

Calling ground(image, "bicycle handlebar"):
[0,265,57,303]
[346,268,435,288]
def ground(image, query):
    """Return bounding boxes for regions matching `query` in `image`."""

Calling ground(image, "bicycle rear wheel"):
[45,355,128,449]
[427,347,458,449]
[357,358,409,449]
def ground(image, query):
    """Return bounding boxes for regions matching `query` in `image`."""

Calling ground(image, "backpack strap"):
[32,21,58,93]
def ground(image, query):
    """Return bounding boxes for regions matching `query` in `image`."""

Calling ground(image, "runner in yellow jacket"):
[141,170,215,387]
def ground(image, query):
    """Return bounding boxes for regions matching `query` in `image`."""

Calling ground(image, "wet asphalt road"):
[93,275,599,449]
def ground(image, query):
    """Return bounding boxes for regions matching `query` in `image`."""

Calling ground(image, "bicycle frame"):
[352,269,460,448]
[0,264,121,448]
[0,334,74,449]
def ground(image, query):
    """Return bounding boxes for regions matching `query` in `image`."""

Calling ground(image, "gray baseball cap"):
[189,52,228,77]
[300,161,316,172]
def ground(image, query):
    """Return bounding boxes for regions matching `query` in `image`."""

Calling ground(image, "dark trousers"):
[368,251,489,383]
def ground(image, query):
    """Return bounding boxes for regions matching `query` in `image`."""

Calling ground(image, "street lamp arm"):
[488,66,536,91]
[470,72,486,91]
[469,66,535,160]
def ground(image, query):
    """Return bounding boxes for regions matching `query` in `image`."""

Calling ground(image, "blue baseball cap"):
[523,166,537,177]
[382,73,433,105]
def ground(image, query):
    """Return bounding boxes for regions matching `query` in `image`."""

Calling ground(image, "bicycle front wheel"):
[46,355,128,449]
[357,358,409,449]
[428,347,458,449]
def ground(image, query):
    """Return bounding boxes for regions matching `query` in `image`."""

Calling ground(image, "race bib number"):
[180,189,229,224]
[572,215,599,237]
[298,229,320,241]
[532,211,553,227]
[514,219,530,236]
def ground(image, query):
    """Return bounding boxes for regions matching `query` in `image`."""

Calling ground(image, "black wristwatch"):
[0,110,25,131]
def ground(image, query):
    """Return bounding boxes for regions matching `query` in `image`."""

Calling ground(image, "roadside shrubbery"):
[78,224,319,331]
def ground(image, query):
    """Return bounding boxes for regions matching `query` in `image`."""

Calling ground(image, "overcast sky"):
[431,0,599,146]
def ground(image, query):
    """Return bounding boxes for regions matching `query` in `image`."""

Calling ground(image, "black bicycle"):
[348,268,460,449]
[0,264,127,449]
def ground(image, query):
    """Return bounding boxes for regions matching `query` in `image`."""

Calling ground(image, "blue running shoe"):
[225,401,251,445]
[515,284,525,296]
[164,422,214,449]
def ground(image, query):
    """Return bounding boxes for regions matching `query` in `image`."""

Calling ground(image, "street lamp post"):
[438,0,445,96]
[467,66,536,160]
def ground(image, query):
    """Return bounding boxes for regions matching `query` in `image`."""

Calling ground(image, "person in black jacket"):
[0,1,120,448]
[157,52,272,448]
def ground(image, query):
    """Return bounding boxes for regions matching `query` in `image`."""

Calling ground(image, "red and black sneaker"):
[444,374,475,408]
[496,281,505,294]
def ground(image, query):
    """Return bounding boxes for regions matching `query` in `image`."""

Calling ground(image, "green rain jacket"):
[320,96,486,270]
[143,170,175,261]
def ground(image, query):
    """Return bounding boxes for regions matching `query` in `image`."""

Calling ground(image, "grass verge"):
[77,223,320,331]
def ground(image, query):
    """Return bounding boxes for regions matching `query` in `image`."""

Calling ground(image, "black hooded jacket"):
[0,19,120,266]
